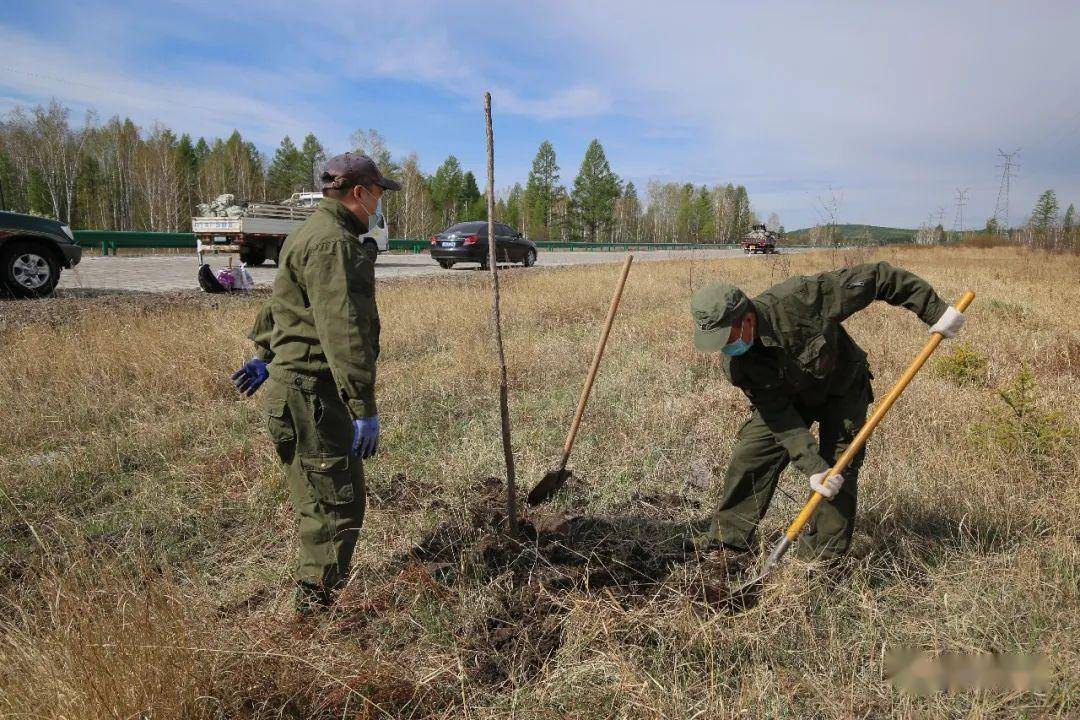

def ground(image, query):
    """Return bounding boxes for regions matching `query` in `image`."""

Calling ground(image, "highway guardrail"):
[75,231,742,257]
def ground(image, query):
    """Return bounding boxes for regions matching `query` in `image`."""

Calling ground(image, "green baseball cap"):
[690,282,751,352]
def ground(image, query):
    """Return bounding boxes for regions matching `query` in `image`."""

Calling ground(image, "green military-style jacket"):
[722,261,948,477]
[249,198,381,419]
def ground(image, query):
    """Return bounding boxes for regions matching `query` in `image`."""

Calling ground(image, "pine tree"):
[429,155,464,226]
[570,139,620,242]
[675,183,697,242]
[460,171,482,221]
[696,187,715,242]
[1031,189,1059,232]
[74,150,103,228]
[524,140,560,238]
[267,136,304,199]
[175,133,199,219]
[300,133,325,190]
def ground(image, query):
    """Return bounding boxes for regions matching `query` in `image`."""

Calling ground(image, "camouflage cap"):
[690,282,751,352]
[321,152,402,192]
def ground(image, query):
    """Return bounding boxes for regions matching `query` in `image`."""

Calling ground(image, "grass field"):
[1,247,1077,718]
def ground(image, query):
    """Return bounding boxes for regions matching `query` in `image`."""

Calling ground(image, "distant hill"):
[784,224,917,244]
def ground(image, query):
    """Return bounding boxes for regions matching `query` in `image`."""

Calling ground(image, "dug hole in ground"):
[0,246,1076,718]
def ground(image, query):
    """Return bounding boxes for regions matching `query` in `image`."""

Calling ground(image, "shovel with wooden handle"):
[733,290,976,594]
[527,254,634,506]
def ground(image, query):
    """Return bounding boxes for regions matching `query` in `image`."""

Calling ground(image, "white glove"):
[809,470,844,498]
[929,306,965,339]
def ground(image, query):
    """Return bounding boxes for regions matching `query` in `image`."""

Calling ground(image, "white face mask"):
[370,197,385,231]
[357,187,383,230]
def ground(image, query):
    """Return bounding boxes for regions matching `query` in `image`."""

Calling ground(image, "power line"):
[993,148,1020,232]
[952,187,969,240]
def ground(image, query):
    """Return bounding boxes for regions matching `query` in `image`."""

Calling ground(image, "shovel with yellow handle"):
[734,290,976,595]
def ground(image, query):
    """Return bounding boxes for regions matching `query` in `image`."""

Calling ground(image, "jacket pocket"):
[796,334,832,379]
[300,454,355,506]
[311,392,353,454]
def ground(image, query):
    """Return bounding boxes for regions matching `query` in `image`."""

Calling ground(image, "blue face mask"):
[721,337,752,356]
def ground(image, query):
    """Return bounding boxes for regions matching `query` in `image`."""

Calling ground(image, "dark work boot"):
[684,520,749,557]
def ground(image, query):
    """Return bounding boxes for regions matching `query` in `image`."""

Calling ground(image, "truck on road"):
[741,224,780,254]
[193,197,389,266]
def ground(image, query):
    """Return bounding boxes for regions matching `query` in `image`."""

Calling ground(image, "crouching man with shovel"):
[689,262,965,569]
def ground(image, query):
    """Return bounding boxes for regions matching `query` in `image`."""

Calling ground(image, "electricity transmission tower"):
[993,148,1020,234]
[952,188,969,242]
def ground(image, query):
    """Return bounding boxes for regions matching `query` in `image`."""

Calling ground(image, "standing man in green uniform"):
[231,153,399,612]
[689,262,966,564]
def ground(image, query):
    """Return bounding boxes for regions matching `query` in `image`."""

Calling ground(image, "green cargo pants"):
[263,369,365,608]
[710,373,873,561]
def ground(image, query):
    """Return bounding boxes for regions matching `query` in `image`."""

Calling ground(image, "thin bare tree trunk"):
[484,92,517,537]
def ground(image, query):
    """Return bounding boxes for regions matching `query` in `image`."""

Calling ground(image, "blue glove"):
[352,416,379,459]
[231,358,269,396]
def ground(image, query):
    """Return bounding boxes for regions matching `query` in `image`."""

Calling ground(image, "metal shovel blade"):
[732,535,792,596]
[527,468,571,506]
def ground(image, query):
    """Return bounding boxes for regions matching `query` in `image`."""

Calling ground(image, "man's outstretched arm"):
[825,261,951,325]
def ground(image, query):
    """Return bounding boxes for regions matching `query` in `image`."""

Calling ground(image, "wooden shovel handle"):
[783,290,976,541]
[558,255,634,471]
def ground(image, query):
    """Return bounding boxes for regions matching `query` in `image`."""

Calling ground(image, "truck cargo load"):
[193,194,388,265]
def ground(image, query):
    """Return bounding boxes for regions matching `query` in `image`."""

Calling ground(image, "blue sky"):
[2,0,1078,229]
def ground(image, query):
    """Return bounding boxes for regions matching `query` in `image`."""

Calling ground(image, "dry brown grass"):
[1,246,1077,718]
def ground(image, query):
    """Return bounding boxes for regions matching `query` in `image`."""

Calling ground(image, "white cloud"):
[497,84,611,119]
[549,0,1080,225]
[0,26,328,147]
[303,5,613,120]
[3,1,1078,227]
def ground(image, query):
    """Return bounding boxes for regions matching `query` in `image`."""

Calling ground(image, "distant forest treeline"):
[0,101,776,243]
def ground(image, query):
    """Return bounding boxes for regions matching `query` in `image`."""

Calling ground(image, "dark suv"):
[0,211,82,297]
[429,221,537,269]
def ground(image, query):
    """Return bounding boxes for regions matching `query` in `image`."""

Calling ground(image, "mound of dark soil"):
[400,477,742,684]
[409,478,693,597]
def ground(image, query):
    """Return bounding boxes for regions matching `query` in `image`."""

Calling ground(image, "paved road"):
[57,248,803,293]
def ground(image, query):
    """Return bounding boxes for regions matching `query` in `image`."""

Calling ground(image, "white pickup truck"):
[193,193,389,265]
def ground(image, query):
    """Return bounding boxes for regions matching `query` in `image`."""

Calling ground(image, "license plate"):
[213,235,228,244]
[441,241,456,248]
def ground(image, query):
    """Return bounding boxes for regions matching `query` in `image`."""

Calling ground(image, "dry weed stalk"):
[484,91,518,537]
